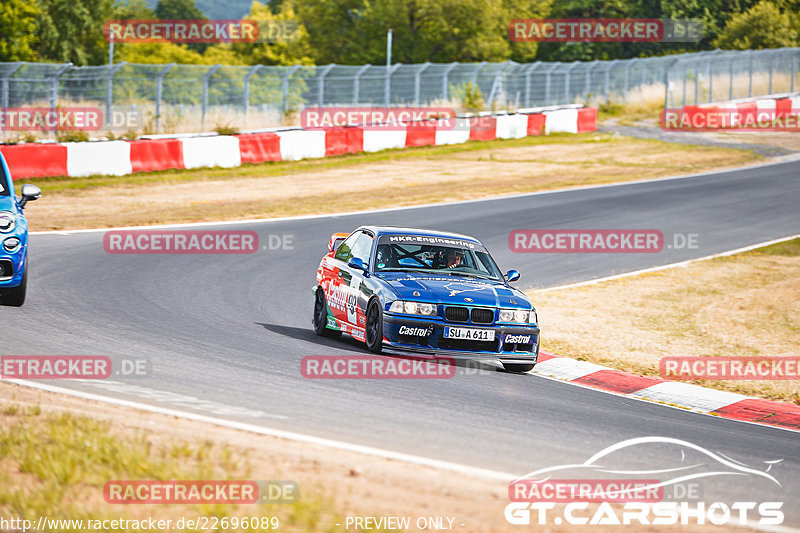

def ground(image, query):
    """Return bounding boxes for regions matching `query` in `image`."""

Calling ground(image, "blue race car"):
[0,151,41,306]
[313,226,540,372]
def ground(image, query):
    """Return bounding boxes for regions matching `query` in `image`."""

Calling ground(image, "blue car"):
[0,151,41,306]
[313,226,540,372]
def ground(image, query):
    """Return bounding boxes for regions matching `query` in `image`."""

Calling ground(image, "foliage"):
[0,0,40,61]
[714,0,800,49]
[35,0,116,65]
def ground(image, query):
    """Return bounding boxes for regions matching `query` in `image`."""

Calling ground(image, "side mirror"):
[348,257,369,273]
[19,184,42,209]
[505,269,520,283]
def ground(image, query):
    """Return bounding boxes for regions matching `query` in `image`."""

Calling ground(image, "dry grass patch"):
[528,239,800,404]
[21,134,758,230]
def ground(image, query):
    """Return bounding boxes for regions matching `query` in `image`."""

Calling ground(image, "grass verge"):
[528,238,800,405]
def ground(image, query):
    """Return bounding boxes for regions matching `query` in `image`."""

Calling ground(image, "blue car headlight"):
[0,211,16,234]
[3,237,21,252]
[499,308,537,324]
[389,301,437,316]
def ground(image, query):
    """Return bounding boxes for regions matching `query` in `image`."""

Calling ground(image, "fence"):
[0,48,798,135]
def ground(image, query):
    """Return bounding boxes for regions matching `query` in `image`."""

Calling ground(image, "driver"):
[444,249,464,268]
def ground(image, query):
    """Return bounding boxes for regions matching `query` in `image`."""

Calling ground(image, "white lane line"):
[31,159,800,235]
[7,379,515,482]
[534,233,800,293]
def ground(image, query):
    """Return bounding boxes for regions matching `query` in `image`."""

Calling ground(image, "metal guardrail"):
[0,48,797,134]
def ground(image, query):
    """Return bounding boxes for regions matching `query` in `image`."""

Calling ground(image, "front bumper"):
[383,312,540,364]
[0,243,26,288]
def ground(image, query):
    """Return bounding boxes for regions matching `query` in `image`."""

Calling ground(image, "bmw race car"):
[0,151,41,306]
[313,226,540,372]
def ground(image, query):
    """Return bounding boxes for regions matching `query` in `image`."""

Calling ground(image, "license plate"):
[443,327,495,341]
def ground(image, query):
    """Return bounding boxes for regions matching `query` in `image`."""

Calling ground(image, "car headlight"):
[3,237,21,252]
[499,308,535,323]
[529,308,538,324]
[0,212,16,234]
[389,300,437,316]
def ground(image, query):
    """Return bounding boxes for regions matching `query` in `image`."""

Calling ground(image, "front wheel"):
[0,266,26,307]
[313,289,341,339]
[364,299,383,353]
[502,363,535,373]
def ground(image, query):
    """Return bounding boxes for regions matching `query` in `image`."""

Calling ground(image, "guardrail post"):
[201,64,221,129]
[1,62,23,111]
[524,62,540,107]
[442,62,458,101]
[50,63,72,110]
[317,64,335,106]
[414,62,431,105]
[243,65,262,116]
[353,64,370,104]
[564,61,579,104]
[282,65,300,113]
[105,62,126,127]
[155,63,175,133]
[384,63,402,106]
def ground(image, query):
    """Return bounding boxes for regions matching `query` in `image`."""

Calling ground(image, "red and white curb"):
[533,351,800,432]
[0,106,597,179]
[671,93,799,130]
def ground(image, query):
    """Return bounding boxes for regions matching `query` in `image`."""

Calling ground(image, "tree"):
[0,0,40,61]
[154,0,205,19]
[288,0,548,65]
[714,0,799,49]
[230,1,314,65]
[36,0,116,65]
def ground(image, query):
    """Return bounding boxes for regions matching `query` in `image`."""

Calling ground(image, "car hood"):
[0,196,15,212]
[376,271,531,308]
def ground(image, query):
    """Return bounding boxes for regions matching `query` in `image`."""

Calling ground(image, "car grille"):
[0,259,13,280]
[471,308,494,324]
[444,306,470,322]
[438,336,498,352]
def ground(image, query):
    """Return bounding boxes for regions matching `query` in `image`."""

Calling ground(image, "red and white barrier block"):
[0,107,597,179]
[664,94,800,131]
[534,351,800,432]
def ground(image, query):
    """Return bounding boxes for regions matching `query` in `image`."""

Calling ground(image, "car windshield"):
[0,165,9,197]
[373,234,504,280]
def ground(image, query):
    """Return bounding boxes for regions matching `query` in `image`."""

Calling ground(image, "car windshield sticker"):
[381,234,484,250]
[443,281,489,297]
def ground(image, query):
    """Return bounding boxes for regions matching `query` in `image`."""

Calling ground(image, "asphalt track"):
[5,159,800,525]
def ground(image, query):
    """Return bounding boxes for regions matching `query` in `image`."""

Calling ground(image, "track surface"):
[6,159,800,524]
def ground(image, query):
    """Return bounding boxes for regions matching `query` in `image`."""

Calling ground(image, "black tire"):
[502,363,535,373]
[0,264,26,307]
[313,289,341,339]
[365,299,383,353]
